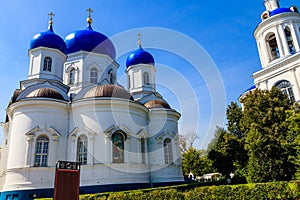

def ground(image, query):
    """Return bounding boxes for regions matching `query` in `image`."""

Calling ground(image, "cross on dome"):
[86,8,93,24]
[137,33,142,47]
[48,12,55,25]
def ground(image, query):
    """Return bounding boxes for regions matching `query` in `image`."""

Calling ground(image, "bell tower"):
[251,1,300,102]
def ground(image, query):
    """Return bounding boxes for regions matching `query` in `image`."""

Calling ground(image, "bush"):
[36,181,300,200]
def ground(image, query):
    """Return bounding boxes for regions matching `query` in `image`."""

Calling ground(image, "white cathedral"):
[0,11,183,199]
[242,0,300,102]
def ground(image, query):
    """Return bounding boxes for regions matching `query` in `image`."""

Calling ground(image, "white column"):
[25,138,34,167]
[277,25,290,56]
[51,138,59,167]
[290,23,300,52]
[88,133,94,165]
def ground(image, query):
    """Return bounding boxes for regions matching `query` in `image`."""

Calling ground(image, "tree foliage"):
[182,148,215,177]
[241,88,295,182]
[207,127,245,178]
[207,87,300,183]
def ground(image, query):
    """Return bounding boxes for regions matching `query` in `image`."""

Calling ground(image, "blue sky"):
[0,0,299,149]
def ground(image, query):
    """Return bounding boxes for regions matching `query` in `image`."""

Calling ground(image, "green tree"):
[285,106,300,179]
[241,87,295,182]
[207,127,241,178]
[226,102,248,181]
[226,102,243,138]
[182,148,214,177]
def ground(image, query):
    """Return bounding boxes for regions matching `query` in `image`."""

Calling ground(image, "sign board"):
[54,161,80,200]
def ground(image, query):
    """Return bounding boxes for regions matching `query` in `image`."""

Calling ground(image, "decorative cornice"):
[155,130,176,142]
[69,127,79,137]
[253,53,300,79]
[254,12,300,36]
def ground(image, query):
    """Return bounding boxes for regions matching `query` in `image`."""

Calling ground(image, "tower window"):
[285,27,295,55]
[34,136,49,167]
[90,68,98,84]
[141,137,146,164]
[164,138,173,164]
[267,33,280,61]
[77,135,88,165]
[69,69,75,85]
[112,132,125,163]
[275,80,295,102]
[108,69,114,84]
[43,57,52,72]
[143,72,150,85]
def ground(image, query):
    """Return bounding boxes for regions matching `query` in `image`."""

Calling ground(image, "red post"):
[54,161,80,200]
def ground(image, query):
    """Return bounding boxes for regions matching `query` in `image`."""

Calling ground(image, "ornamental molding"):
[25,126,40,139]
[155,130,176,142]
[254,12,300,36]
[253,54,300,79]
[49,126,61,138]
[69,127,79,137]
[103,124,130,140]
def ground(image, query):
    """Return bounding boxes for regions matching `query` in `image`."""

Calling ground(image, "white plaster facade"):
[0,17,183,199]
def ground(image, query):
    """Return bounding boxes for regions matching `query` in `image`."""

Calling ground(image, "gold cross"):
[137,33,142,46]
[48,12,55,22]
[87,8,93,18]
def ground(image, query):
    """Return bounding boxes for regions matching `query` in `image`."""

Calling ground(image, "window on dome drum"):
[164,138,173,164]
[34,136,49,167]
[90,68,98,84]
[275,80,295,102]
[141,137,146,164]
[108,69,114,84]
[285,27,295,55]
[77,135,88,165]
[112,132,125,163]
[43,57,52,72]
[69,69,75,85]
[267,33,280,61]
[143,72,150,85]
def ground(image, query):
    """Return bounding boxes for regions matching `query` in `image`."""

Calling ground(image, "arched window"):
[164,138,173,164]
[69,69,75,85]
[77,135,88,165]
[275,80,295,102]
[43,57,52,71]
[285,27,295,55]
[90,68,98,84]
[143,72,150,85]
[267,33,280,61]
[108,69,114,84]
[112,132,125,163]
[34,136,49,167]
[141,138,146,164]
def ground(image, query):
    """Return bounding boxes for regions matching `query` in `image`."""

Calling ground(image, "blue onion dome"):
[30,14,66,54]
[126,35,154,68]
[64,14,116,59]
[270,7,293,16]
